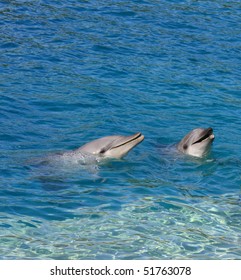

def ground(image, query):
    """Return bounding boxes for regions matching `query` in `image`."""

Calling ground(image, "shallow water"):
[1,0,241,259]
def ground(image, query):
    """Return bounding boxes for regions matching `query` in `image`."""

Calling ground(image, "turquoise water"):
[1,0,241,259]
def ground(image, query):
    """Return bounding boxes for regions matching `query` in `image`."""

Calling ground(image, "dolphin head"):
[177,127,214,158]
[78,132,144,159]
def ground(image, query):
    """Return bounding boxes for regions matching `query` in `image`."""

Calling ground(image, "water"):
[1,0,241,259]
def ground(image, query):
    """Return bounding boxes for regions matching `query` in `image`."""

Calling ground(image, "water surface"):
[1,0,241,259]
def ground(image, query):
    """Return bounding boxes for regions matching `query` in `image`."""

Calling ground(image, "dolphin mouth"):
[110,132,144,150]
[192,127,214,145]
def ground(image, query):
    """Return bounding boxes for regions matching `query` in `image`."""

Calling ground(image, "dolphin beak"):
[192,127,214,145]
[110,132,144,150]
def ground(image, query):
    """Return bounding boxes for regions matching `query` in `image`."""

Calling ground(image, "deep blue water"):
[1,0,241,259]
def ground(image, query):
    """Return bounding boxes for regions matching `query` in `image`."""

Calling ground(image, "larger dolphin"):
[63,132,144,159]
[177,127,214,158]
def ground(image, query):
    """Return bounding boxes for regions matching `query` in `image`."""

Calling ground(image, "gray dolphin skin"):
[67,132,144,159]
[177,127,215,158]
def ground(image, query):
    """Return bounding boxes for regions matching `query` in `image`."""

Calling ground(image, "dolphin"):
[177,127,214,158]
[63,132,145,159]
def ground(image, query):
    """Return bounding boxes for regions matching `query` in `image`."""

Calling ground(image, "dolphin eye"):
[183,144,188,150]
[99,148,106,154]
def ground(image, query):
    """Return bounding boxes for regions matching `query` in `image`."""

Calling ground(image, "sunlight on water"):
[0,193,240,260]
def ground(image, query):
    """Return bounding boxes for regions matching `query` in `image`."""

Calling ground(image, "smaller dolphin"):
[64,132,144,159]
[177,127,214,158]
